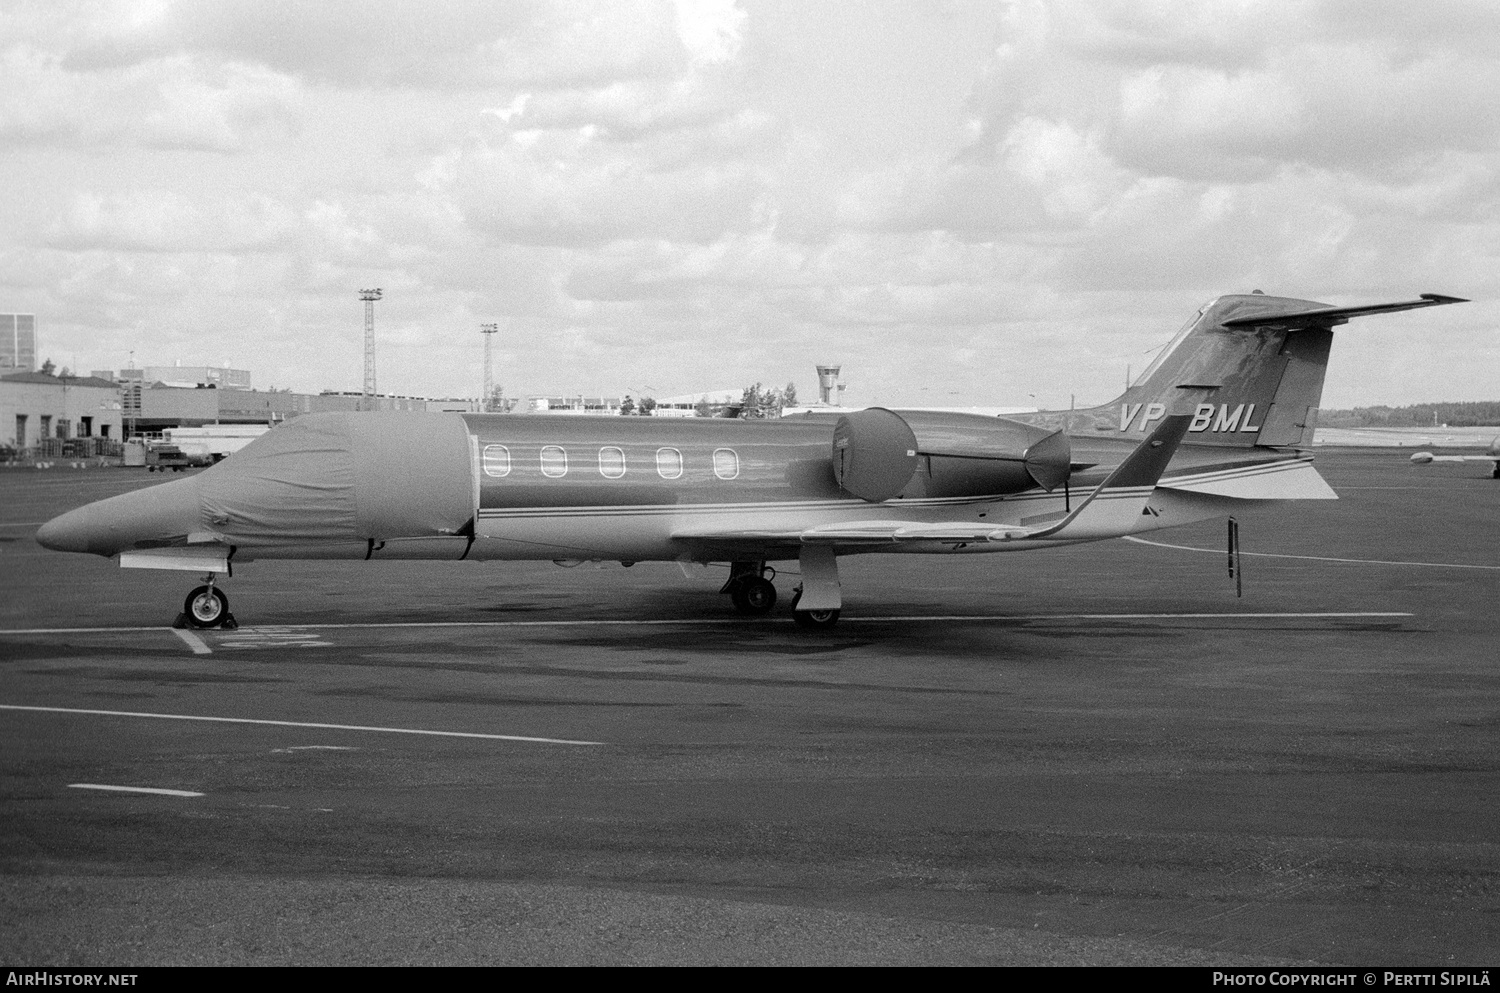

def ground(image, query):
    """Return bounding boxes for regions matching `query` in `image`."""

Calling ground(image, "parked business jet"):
[1410,436,1500,478]
[36,292,1465,629]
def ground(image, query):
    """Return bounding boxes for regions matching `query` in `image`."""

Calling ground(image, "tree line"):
[621,382,799,417]
[1320,401,1500,428]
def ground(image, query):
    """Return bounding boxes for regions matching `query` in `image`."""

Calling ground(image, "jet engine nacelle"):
[832,408,1071,502]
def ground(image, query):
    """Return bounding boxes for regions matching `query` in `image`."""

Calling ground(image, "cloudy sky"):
[2,0,1496,409]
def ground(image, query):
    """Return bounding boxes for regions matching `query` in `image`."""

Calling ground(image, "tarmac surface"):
[1,450,1497,966]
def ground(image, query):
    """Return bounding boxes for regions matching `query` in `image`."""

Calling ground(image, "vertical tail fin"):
[1078,293,1465,449]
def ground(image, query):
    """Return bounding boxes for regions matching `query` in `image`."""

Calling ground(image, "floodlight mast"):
[359,289,382,410]
[480,323,499,412]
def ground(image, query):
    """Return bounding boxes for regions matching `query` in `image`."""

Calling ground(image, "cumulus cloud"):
[43,189,299,252]
[0,47,301,151]
[3,0,1495,407]
[36,0,728,91]
[968,0,1500,180]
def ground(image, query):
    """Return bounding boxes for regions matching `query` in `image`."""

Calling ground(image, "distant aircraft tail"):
[1076,293,1466,449]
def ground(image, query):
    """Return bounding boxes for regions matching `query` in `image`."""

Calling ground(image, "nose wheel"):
[178,574,236,629]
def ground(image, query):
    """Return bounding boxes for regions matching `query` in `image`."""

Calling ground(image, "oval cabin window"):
[599,446,626,479]
[712,448,739,480]
[540,445,568,478]
[482,444,511,478]
[656,447,683,480]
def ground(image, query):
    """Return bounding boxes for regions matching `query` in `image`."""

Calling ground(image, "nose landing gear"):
[176,573,237,629]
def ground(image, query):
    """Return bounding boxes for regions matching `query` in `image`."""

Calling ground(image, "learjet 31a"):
[36,291,1466,629]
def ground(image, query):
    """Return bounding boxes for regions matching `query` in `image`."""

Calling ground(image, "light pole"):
[359,289,382,410]
[480,323,499,412]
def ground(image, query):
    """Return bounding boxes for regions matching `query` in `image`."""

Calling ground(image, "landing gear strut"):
[180,573,236,629]
[790,545,842,629]
[720,551,843,629]
[722,560,777,616]
[789,589,840,630]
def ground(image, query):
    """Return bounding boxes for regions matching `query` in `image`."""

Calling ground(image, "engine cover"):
[832,408,1071,502]
[832,408,920,502]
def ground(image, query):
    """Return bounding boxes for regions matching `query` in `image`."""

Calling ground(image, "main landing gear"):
[177,573,237,629]
[788,589,840,630]
[722,561,778,616]
[721,552,844,629]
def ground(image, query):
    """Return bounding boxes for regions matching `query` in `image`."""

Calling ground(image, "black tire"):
[730,577,777,616]
[184,586,229,628]
[792,608,840,630]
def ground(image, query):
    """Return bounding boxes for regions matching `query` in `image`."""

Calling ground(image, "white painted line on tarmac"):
[845,612,1412,622]
[69,783,204,797]
[270,745,357,753]
[189,613,1415,627]
[1123,535,1500,570]
[0,704,604,747]
[0,611,1413,637]
[172,628,212,654]
[0,625,189,634]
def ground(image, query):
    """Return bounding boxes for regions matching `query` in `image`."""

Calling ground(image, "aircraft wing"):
[1410,453,1500,464]
[1411,438,1500,466]
[674,405,1201,553]
[672,520,1058,552]
[801,522,1034,543]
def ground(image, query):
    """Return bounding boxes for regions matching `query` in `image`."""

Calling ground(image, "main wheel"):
[184,586,229,628]
[730,577,777,615]
[792,608,840,630]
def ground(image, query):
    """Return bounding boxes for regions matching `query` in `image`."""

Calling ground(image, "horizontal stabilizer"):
[1220,294,1467,330]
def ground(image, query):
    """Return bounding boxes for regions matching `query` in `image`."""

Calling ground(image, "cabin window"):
[540,445,568,478]
[482,444,511,477]
[712,448,739,480]
[599,446,626,479]
[656,447,683,479]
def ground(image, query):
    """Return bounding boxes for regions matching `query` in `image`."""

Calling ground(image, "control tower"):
[815,364,844,405]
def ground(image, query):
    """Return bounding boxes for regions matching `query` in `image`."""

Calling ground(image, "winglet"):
[1016,398,1200,541]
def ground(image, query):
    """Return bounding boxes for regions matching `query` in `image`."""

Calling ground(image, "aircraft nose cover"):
[832,408,919,502]
[197,412,473,544]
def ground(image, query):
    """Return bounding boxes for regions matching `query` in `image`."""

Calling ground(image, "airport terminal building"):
[1,371,123,453]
